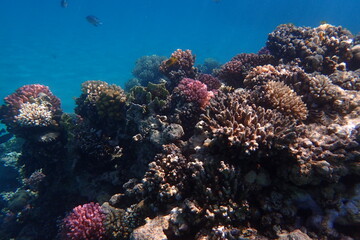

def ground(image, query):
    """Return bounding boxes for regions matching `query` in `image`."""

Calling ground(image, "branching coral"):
[329,70,360,90]
[58,202,106,240]
[197,73,221,92]
[217,53,276,88]
[159,49,198,90]
[262,80,308,120]
[1,84,62,134]
[75,80,127,127]
[200,90,295,154]
[266,23,354,74]
[173,78,214,109]
[132,55,167,86]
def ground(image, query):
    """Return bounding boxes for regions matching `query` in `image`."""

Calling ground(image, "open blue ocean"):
[1,0,359,112]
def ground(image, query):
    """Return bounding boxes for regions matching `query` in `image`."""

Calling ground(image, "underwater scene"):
[0,0,360,239]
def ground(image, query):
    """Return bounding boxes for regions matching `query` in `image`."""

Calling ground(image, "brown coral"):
[263,81,308,120]
[217,53,276,88]
[288,121,360,185]
[200,90,295,154]
[142,144,190,203]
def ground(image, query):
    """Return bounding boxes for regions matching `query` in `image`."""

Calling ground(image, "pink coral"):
[59,202,106,240]
[175,78,214,109]
[1,84,61,128]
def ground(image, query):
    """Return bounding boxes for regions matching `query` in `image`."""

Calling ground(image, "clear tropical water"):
[0,0,359,112]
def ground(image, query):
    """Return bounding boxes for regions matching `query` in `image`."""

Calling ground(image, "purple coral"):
[59,202,106,240]
[174,78,214,109]
[197,73,221,92]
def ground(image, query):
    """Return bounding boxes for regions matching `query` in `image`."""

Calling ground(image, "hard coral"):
[288,121,360,185]
[75,80,127,127]
[217,53,276,88]
[200,90,295,154]
[132,55,166,86]
[262,80,308,120]
[59,202,106,240]
[159,49,197,90]
[143,144,190,204]
[174,78,214,109]
[1,84,61,132]
[197,74,221,92]
[267,23,354,74]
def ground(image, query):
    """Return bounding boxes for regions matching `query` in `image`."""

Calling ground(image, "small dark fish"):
[60,0,68,8]
[0,133,13,144]
[86,15,103,27]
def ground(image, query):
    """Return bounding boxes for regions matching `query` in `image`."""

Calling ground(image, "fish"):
[60,0,68,8]
[86,15,103,27]
[0,133,13,144]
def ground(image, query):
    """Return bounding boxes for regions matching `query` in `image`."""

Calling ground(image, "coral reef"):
[75,80,127,128]
[217,53,276,88]
[200,90,295,153]
[0,84,62,137]
[0,23,360,240]
[197,73,221,92]
[58,202,106,240]
[173,78,214,109]
[267,23,355,74]
[159,49,198,90]
[132,55,167,86]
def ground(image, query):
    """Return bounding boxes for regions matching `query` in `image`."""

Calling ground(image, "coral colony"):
[0,23,359,240]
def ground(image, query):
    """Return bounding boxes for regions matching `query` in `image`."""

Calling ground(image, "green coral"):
[127,82,169,114]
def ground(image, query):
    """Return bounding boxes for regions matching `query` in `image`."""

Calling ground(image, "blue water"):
[1,0,359,112]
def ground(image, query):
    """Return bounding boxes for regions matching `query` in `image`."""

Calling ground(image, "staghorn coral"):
[217,53,276,88]
[159,49,197,90]
[199,90,295,154]
[267,23,355,74]
[58,202,106,240]
[132,55,167,86]
[173,78,214,109]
